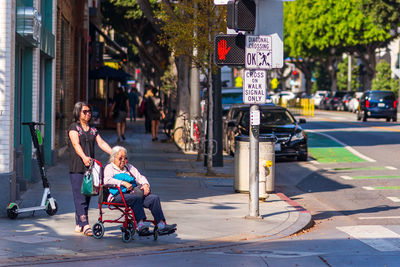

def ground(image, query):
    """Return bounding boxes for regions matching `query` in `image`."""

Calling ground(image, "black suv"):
[357,90,397,122]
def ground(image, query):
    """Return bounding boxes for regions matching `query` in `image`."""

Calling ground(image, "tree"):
[284,0,392,91]
[336,56,360,91]
[158,0,226,174]
[101,0,169,85]
[371,60,398,96]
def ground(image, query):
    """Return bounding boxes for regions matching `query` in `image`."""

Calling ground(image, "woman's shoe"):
[82,226,93,236]
[122,135,126,140]
[74,225,82,233]
[152,138,156,142]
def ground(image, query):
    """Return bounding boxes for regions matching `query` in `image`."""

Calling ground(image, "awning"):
[89,66,131,80]
[90,22,127,57]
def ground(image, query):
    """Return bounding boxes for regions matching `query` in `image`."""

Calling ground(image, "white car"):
[348,92,364,113]
[312,91,329,108]
[270,91,296,104]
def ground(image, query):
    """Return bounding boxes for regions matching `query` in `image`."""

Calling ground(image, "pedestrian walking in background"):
[149,87,165,141]
[68,102,112,236]
[144,86,153,134]
[110,87,129,142]
[128,87,139,122]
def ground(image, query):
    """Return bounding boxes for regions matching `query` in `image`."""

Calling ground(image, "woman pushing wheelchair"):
[103,146,177,235]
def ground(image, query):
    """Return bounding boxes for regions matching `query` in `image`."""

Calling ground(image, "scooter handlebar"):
[22,122,45,126]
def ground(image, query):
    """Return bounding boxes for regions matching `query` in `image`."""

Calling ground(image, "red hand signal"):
[218,39,231,60]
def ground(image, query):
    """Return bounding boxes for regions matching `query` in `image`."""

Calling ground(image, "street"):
[4,110,398,267]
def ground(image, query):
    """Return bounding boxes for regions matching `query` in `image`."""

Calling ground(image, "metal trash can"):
[234,135,276,198]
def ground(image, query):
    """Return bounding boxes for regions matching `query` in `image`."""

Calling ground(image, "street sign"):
[243,69,267,104]
[245,34,283,69]
[214,34,245,66]
[214,0,230,5]
[250,109,260,126]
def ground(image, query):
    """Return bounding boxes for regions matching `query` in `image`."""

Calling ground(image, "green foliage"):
[336,56,360,91]
[371,60,398,95]
[362,0,400,32]
[158,0,226,71]
[160,63,177,95]
[311,62,331,93]
[284,0,391,58]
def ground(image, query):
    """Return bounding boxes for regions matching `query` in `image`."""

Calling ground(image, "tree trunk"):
[175,55,191,126]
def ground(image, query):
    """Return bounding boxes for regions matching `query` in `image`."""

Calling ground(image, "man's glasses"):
[118,156,128,161]
[82,110,92,115]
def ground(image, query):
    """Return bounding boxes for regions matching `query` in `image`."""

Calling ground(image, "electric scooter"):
[6,122,58,219]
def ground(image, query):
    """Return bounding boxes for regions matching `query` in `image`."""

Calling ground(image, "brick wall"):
[55,0,88,149]
[0,1,15,173]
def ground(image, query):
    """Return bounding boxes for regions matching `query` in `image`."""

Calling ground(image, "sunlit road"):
[45,110,400,266]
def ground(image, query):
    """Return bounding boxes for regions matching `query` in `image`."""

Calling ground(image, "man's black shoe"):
[157,223,177,235]
[137,225,150,236]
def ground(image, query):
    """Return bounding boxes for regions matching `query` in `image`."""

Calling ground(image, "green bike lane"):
[306,130,400,204]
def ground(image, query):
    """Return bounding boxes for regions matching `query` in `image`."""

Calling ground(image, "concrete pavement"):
[0,119,312,266]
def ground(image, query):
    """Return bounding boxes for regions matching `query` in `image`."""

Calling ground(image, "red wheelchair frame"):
[92,183,159,242]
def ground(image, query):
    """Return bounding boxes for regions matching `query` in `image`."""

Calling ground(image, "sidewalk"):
[0,119,312,266]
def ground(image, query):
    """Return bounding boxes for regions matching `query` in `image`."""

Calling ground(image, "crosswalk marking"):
[342,175,400,180]
[362,186,400,190]
[385,166,397,170]
[387,197,400,202]
[337,225,400,252]
[358,216,400,219]
[363,186,374,190]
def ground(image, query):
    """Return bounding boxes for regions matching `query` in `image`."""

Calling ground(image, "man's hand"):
[141,184,150,196]
[218,39,231,60]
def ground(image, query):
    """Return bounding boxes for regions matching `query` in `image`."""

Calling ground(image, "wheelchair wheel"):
[93,221,105,239]
[122,228,132,243]
[127,220,135,234]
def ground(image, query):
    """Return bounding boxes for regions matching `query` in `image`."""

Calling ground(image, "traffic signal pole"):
[248,104,260,217]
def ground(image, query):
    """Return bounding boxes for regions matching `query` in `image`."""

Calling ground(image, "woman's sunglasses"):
[118,156,128,161]
[82,110,92,115]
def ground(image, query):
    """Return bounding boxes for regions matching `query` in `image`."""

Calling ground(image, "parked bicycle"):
[172,113,200,152]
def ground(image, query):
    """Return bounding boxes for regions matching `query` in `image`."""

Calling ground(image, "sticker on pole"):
[250,110,260,126]
[243,69,267,104]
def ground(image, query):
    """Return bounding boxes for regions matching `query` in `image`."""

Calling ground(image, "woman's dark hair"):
[72,102,90,122]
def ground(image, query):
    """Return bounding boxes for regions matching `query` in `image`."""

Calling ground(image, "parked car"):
[226,105,308,161]
[356,90,397,122]
[221,88,243,117]
[270,91,296,104]
[320,91,347,110]
[223,103,249,154]
[312,91,329,108]
[337,92,354,111]
[348,92,364,113]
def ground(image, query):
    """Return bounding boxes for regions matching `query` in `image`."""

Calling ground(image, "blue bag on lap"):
[109,173,137,196]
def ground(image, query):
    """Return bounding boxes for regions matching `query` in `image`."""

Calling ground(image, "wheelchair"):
[92,183,165,243]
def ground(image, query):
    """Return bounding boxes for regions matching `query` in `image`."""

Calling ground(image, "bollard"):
[234,135,276,197]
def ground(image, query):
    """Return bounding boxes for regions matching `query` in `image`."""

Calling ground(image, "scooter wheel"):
[122,228,132,243]
[93,221,105,239]
[45,200,58,216]
[6,203,18,219]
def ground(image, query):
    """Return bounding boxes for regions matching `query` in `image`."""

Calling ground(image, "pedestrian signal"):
[227,0,256,32]
[214,34,245,66]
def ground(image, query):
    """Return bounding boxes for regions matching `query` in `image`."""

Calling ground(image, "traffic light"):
[227,0,256,32]
[214,34,245,66]
[292,70,299,80]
